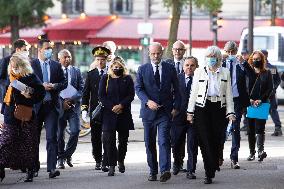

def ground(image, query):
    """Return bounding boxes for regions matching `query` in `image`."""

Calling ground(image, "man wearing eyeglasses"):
[165,40,186,74]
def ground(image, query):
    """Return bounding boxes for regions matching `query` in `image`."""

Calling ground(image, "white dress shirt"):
[97,67,107,76]
[208,68,220,96]
[62,65,71,84]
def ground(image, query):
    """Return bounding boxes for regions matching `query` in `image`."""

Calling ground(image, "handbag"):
[14,104,33,122]
[246,75,270,120]
[91,74,110,122]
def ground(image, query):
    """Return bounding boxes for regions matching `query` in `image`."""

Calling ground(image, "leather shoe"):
[95,162,101,170]
[172,163,180,175]
[160,171,171,182]
[24,170,34,182]
[118,161,125,173]
[247,153,255,161]
[66,157,73,167]
[204,177,212,184]
[49,170,60,179]
[108,166,115,176]
[186,172,196,179]
[101,165,109,172]
[148,174,157,181]
[231,160,240,169]
[271,130,282,136]
[57,159,65,169]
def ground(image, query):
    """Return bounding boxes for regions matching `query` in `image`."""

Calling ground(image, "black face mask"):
[113,68,124,77]
[253,60,262,68]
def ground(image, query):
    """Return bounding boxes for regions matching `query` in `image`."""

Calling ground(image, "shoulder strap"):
[106,74,110,94]
[249,75,260,97]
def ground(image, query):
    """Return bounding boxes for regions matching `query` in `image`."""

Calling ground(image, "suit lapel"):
[161,62,167,88]
[34,59,43,81]
[49,61,55,83]
[147,63,159,90]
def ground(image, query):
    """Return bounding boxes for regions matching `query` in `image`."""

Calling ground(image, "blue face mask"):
[44,49,53,59]
[206,57,218,67]
[227,55,236,63]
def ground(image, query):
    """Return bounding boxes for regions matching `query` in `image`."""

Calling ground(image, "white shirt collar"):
[62,65,71,70]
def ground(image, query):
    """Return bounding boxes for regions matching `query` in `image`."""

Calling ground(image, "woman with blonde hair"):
[98,56,135,176]
[0,53,45,182]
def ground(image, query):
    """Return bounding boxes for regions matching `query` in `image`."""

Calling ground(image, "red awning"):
[89,18,271,47]
[44,16,114,42]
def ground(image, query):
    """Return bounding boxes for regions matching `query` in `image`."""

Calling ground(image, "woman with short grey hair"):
[187,46,235,184]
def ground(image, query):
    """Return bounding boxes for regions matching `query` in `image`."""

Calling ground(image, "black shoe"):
[66,157,73,167]
[108,166,115,176]
[231,160,240,169]
[101,166,109,172]
[57,159,65,169]
[186,172,196,179]
[95,162,101,170]
[258,151,267,162]
[271,130,283,136]
[247,154,255,161]
[24,170,34,182]
[148,174,157,181]
[118,162,125,173]
[49,170,60,179]
[33,171,38,177]
[172,163,180,175]
[204,177,212,184]
[160,171,171,182]
[0,167,5,182]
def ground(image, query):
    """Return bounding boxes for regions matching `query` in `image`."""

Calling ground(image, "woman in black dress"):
[0,53,45,182]
[98,56,135,176]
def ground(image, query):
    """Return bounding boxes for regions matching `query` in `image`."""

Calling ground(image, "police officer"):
[261,50,282,136]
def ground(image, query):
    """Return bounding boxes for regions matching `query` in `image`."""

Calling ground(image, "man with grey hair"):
[165,40,186,74]
[135,42,180,182]
[57,49,84,169]
[222,41,249,169]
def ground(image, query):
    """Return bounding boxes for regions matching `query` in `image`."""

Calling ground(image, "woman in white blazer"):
[187,46,235,184]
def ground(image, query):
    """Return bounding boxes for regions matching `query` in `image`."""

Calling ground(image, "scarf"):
[3,72,21,106]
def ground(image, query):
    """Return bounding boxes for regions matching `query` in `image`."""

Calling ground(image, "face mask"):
[19,51,29,58]
[206,57,218,68]
[253,60,262,68]
[113,68,124,77]
[12,68,20,75]
[227,55,236,63]
[44,49,53,59]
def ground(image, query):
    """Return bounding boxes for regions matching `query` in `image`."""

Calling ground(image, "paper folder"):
[246,103,270,120]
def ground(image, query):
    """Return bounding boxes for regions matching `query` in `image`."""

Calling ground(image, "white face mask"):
[19,51,29,58]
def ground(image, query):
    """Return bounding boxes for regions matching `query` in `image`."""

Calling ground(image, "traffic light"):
[140,37,150,46]
[210,10,222,31]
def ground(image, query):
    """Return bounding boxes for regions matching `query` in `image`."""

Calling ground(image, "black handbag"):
[91,75,110,122]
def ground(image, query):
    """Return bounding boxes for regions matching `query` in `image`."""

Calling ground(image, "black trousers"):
[247,118,266,154]
[102,129,129,166]
[194,100,227,178]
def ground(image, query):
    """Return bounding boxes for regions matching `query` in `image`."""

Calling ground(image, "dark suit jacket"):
[165,58,184,74]
[31,58,67,109]
[222,61,250,108]
[81,68,101,116]
[135,61,180,121]
[98,74,135,132]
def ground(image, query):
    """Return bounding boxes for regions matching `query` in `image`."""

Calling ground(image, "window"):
[255,0,284,16]
[110,0,132,15]
[62,0,84,15]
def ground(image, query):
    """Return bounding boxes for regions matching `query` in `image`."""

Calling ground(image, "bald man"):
[135,42,180,182]
[165,40,186,74]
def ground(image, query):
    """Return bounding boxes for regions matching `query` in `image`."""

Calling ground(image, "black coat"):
[81,68,101,115]
[4,74,46,125]
[98,74,135,132]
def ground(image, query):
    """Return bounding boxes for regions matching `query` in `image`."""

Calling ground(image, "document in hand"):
[60,85,78,99]
[246,103,271,120]
[11,80,28,92]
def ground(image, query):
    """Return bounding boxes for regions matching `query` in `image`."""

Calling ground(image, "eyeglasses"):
[173,48,185,51]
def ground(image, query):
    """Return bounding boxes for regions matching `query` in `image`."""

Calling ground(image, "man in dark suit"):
[0,39,30,106]
[135,42,180,182]
[57,49,84,169]
[31,39,67,178]
[172,57,198,179]
[81,46,111,172]
[165,40,186,74]
[223,41,250,169]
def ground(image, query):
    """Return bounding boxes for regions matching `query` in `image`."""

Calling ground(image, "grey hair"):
[173,40,185,47]
[149,42,163,50]
[204,46,222,66]
[224,41,238,52]
[58,49,72,59]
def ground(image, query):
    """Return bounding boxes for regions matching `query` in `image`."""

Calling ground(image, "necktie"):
[43,62,51,101]
[154,65,160,88]
[229,60,233,84]
[65,67,69,84]
[176,62,180,74]
[100,70,104,77]
[186,76,192,94]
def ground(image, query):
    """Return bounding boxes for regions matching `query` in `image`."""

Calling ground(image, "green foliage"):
[0,0,56,28]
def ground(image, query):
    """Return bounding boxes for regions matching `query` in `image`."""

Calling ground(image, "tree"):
[163,0,222,58]
[0,0,56,44]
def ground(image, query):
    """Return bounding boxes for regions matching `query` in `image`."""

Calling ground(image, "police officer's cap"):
[92,46,111,57]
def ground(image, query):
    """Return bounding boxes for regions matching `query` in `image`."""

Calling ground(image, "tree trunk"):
[10,15,20,44]
[271,0,276,26]
[189,0,192,55]
[165,0,181,58]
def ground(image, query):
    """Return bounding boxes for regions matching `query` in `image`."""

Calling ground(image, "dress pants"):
[247,118,266,154]
[102,129,129,166]
[37,102,59,172]
[269,96,282,130]
[57,108,80,159]
[143,110,171,174]
[194,100,226,178]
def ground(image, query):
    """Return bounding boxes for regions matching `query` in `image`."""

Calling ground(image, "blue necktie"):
[43,62,51,101]
[176,62,180,74]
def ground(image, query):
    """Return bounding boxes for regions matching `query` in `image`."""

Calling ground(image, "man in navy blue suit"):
[57,49,84,169]
[31,39,67,178]
[135,42,180,182]
[172,57,198,179]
